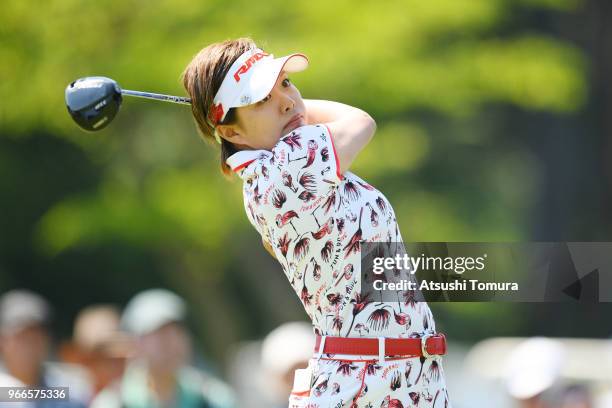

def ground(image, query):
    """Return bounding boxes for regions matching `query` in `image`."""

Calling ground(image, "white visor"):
[209,48,308,125]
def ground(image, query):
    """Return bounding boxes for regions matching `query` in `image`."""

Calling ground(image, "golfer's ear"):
[216,124,244,144]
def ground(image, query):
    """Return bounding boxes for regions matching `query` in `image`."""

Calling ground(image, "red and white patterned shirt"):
[226,124,435,338]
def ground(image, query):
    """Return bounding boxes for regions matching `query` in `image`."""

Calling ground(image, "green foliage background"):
[1,0,610,366]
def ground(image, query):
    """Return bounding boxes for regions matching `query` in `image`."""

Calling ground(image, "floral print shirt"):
[226,124,436,339]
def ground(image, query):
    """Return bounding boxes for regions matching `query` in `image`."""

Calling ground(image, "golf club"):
[65,76,191,131]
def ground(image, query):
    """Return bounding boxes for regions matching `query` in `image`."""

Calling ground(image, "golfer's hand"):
[262,238,277,259]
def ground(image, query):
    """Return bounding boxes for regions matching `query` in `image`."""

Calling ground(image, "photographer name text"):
[372,279,519,292]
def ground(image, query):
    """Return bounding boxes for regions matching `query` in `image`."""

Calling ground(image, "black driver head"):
[65,77,123,131]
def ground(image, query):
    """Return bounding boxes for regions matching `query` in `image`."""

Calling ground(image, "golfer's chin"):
[280,118,306,137]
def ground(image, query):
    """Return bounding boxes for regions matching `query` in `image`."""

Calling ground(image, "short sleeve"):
[241,124,344,248]
[272,124,343,189]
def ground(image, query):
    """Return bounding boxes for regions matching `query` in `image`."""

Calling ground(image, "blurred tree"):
[1,0,610,365]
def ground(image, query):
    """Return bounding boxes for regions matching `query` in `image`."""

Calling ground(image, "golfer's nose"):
[279,91,295,113]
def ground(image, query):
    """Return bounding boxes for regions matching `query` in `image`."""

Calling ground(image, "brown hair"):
[182,38,258,175]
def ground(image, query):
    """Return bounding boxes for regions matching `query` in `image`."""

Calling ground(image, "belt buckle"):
[421,333,433,358]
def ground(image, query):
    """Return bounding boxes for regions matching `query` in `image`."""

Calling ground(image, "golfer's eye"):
[259,94,271,104]
[282,78,291,87]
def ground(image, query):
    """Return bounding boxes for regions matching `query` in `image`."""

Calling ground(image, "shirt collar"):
[226,149,267,173]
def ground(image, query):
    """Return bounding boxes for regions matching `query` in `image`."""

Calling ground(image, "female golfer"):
[182,38,451,407]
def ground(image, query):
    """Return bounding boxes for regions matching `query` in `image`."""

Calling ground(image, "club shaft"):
[121,89,191,105]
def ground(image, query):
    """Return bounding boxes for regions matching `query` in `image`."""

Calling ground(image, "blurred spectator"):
[0,371,34,408]
[515,396,549,408]
[259,322,315,408]
[0,290,89,407]
[558,384,593,408]
[90,289,235,408]
[60,305,132,401]
[504,337,565,408]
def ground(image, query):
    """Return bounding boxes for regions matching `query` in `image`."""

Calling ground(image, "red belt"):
[314,333,447,358]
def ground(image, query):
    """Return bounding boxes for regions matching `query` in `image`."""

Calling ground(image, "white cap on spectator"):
[261,321,315,376]
[0,290,51,335]
[504,337,565,399]
[121,289,186,336]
